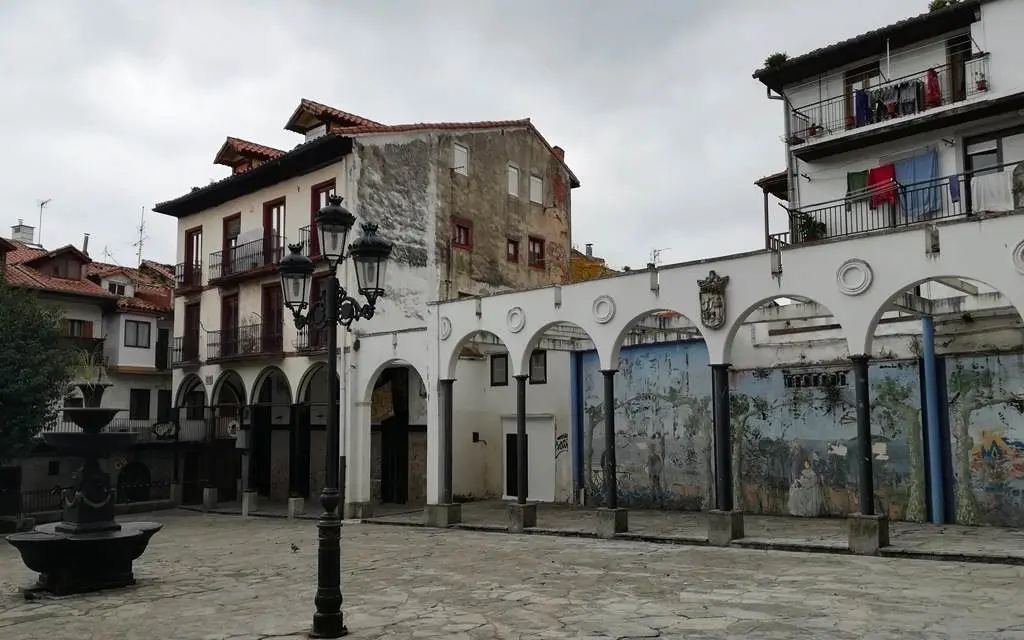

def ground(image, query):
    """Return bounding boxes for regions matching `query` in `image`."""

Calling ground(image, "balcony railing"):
[61,335,105,353]
[786,55,990,145]
[208,235,285,281]
[774,160,1023,246]
[207,321,283,360]
[295,325,328,352]
[42,418,163,434]
[298,226,322,259]
[175,261,202,289]
[171,335,201,366]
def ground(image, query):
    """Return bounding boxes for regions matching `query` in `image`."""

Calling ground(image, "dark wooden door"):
[183,303,201,361]
[380,369,410,504]
[261,286,283,352]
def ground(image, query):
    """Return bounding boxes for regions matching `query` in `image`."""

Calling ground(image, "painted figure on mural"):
[697,270,729,330]
[646,435,665,503]
[787,442,825,517]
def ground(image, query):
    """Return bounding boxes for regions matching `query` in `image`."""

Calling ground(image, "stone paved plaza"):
[2,511,1024,640]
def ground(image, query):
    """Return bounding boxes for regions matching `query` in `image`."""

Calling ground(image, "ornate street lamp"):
[277,194,393,639]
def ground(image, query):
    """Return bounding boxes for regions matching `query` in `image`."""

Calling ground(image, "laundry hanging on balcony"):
[971,170,1015,213]
[924,69,942,109]
[893,149,940,219]
[845,170,869,211]
[867,164,897,208]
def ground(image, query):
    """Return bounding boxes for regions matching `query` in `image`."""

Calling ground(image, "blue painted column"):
[922,316,945,524]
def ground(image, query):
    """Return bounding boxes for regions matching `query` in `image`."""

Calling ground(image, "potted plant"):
[975,71,988,92]
[763,52,789,69]
[73,347,109,407]
[793,213,828,242]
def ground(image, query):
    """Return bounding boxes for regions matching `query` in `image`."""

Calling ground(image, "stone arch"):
[443,329,513,380]
[609,307,706,367]
[361,358,430,405]
[211,370,246,406]
[722,293,854,365]
[518,320,604,381]
[859,275,1024,358]
[297,361,328,402]
[250,365,293,405]
[174,373,206,407]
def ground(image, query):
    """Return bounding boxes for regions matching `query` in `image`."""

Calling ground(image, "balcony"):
[171,336,201,366]
[298,226,328,263]
[772,161,1023,247]
[61,335,104,354]
[208,235,285,284]
[787,55,992,160]
[174,261,202,293]
[206,321,283,361]
[295,325,329,353]
[42,418,158,435]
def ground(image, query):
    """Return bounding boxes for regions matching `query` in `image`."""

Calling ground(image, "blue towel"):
[894,150,940,218]
[949,174,961,203]
[854,90,871,127]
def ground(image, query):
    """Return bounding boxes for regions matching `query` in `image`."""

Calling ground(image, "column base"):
[424,503,462,528]
[848,513,890,555]
[507,502,537,532]
[241,490,258,517]
[201,487,218,511]
[168,483,182,505]
[287,497,305,519]
[707,509,744,546]
[596,507,628,538]
[344,501,372,519]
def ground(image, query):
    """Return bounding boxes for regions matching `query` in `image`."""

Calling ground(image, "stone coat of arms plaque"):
[698,270,729,330]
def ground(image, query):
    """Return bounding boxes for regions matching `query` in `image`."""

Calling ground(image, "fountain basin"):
[6,521,163,595]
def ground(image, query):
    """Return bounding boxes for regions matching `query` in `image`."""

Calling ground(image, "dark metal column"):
[312,274,345,638]
[439,379,455,504]
[710,363,732,512]
[514,374,529,504]
[601,369,618,510]
[851,354,875,516]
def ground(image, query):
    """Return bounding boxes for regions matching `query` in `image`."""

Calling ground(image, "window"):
[108,281,126,296]
[507,165,520,196]
[453,143,469,176]
[506,239,520,263]
[185,390,205,420]
[490,353,509,386]
[64,319,92,338]
[529,350,547,384]
[124,320,151,348]
[529,175,543,204]
[453,220,472,250]
[129,388,151,420]
[528,237,545,268]
[309,180,336,257]
[263,198,286,263]
[966,139,1001,176]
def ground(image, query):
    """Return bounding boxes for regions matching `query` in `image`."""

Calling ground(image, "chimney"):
[585,243,593,257]
[552,146,565,162]
[82,233,90,255]
[11,218,35,244]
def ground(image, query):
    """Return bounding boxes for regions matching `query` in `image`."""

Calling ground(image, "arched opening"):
[249,366,293,500]
[116,461,152,503]
[864,276,1024,528]
[173,373,207,506]
[296,362,340,501]
[206,370,246,503]
[363,359,429,508]
[595,309,710,511]
[721,295,871,520]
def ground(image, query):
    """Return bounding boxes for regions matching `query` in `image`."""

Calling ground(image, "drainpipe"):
[762,189,771,249]
[921,314,945,524]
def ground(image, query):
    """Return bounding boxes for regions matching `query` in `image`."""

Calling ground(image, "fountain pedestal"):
[5,383,163,595]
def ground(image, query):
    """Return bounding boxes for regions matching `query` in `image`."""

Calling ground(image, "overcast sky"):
[1,0,929,270]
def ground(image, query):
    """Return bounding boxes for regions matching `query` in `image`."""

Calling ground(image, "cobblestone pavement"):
[2,510,1023,640]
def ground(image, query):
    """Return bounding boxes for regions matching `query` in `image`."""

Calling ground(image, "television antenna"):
[37,198,51,245]
[132,206,149,267]
[650,247,671,265]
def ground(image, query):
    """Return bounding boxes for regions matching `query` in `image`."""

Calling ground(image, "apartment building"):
[153,99,578,508]
[0,220,176,513]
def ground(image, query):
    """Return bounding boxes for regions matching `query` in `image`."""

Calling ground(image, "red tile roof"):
[3,240,172,314]
[284,98,384,133]
[214,136,285,166]
[0,238,14,253]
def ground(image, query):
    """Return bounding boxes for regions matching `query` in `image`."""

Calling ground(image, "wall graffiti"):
[578,340,928,520]
[554,433,568,458]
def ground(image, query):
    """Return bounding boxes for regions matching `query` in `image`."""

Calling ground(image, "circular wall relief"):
[1013,239,1024,275]
[592,295,616,324]
[506,306,526,333]
[439,316,452,341]
[836,258,874,296]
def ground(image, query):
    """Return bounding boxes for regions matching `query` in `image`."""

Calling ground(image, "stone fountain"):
[5,382,163,595]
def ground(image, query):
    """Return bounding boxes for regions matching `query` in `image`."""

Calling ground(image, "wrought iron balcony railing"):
[171,335,201,366]
[207,321,283,360]
[295,325,329,352]
[208,235,286,281]
[786,55,990,145]
[174,261,202,289]
[298,226,322,259]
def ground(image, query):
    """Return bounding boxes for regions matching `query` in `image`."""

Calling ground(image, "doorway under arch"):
[249,366,294,500]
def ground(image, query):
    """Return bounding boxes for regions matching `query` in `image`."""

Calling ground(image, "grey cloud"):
[1,0,928,269]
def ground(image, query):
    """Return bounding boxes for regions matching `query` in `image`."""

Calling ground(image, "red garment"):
[868,164,897,208]
[925,69,942,108]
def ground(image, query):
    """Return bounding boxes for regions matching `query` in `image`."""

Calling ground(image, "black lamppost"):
[277,194,392,639]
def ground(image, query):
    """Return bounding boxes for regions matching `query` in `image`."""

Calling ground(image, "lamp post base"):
[309,616,348,638]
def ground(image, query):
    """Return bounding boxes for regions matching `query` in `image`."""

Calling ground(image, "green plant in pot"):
[74,347,109,408]
[793,213,828,242]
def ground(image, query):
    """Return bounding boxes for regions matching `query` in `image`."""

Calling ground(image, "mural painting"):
[579,340,927,520]
[945,354,1024,527]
